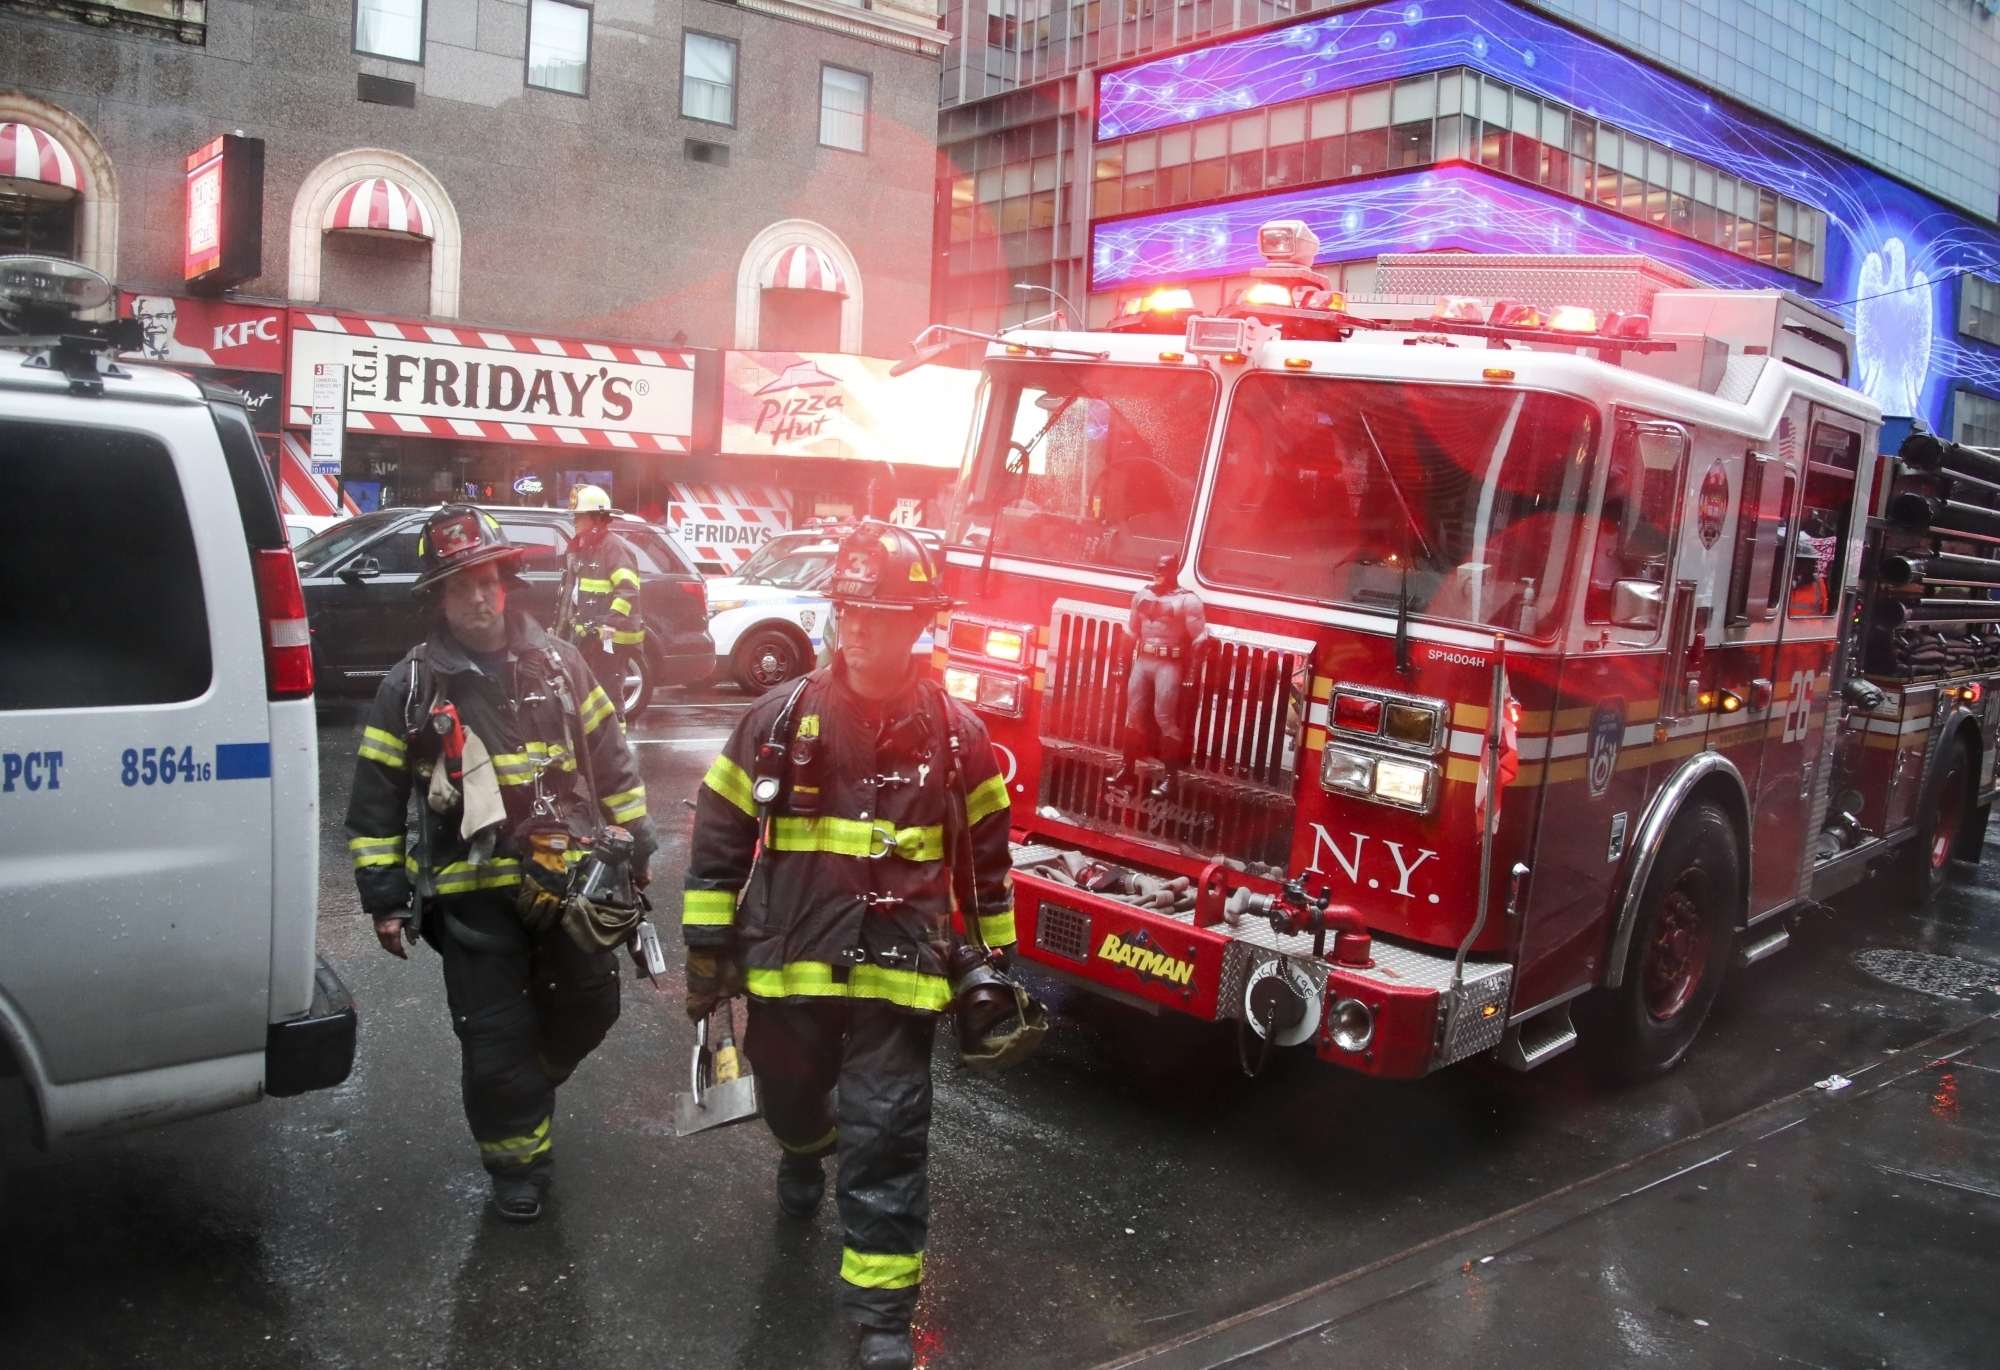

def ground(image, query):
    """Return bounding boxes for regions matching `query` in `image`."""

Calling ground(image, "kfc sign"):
[119,293,285,373]
[183,133,263,291]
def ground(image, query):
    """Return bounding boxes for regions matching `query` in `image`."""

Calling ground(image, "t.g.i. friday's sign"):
[286,311,696,452]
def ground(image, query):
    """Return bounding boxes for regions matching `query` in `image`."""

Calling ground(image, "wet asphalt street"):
[3,682,1999,1369]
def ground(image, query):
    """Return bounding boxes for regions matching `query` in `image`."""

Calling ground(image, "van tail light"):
[674,578,708,617]
[253,547,315,699]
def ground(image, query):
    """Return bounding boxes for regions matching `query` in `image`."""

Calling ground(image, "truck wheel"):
[1905,737,1973,906]
[733,627,807,693]
[1588,799,1738,1081]
[614,650,654,723]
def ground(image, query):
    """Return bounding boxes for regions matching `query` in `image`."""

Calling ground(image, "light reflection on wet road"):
[1,682,1995,1369]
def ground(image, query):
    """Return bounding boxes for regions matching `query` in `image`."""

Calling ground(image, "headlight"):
[1372,758,1432,808]
[1322,746,1374,794]
[1328,998,1375,1052]
[943,666,981,703]
[1383,701,1440,748]
[983,627,1025,662]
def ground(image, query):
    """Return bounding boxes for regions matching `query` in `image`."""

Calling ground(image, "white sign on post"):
[309,363,346,469]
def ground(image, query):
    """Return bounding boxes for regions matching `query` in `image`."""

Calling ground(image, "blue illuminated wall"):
[1090,0,2000,432]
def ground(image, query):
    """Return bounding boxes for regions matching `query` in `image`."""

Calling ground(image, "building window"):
[1959,390,2000,449]
[355,0,424,64]
[1962,274,2000,348]
[683,33,738,126]
[759,289,843,352]
[0,188,78,258]
[528,0,591,96]
[820,67,871,153]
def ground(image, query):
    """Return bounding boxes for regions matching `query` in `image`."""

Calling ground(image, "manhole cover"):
[1852,948,2000,1001]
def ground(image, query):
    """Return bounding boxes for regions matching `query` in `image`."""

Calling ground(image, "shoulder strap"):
[923,681,986,955]
[401,643,442,738]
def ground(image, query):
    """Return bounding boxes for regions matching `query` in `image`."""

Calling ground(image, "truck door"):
[0,400,276,1091]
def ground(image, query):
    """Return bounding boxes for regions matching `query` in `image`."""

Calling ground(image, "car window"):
[498,519,567,572]
[297,513,395,576]
[0,420,212,709]
[625,526,693,576]
[362,528,425,576]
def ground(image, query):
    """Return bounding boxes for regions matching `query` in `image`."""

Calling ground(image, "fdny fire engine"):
[901,221,2000,1080]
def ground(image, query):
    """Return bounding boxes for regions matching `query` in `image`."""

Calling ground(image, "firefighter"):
[560,483,647,707]
[681,521,1016,1370]
[1108,552,1210,797]
[347,505,656,1224]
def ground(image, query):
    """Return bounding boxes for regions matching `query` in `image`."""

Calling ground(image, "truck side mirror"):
[1611,578,1663,631]
[340,555,382,584]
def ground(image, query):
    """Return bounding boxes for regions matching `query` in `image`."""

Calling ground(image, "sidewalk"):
[1105,1009,2000,1370]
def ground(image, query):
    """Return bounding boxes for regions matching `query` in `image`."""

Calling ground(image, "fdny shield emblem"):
[1587,698,1625,798]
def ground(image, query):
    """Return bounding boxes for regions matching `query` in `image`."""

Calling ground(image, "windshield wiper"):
[1357,412,1432,676]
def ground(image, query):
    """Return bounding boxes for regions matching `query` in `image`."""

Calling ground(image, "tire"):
[1586,799,1739,1081]
[614,649,653,724]
[1904,737,1973,906]
[732,627,808,693]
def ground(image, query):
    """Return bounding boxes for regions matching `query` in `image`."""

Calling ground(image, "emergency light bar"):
[0,255,113,315]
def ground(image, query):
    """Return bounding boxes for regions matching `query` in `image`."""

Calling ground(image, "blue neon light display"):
[1090,0,2000,428]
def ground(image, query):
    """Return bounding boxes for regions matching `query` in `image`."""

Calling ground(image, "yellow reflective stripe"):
[682,889,738,927]
[840,1248,924,1291]
[978,909,1018,947]
[406,855,525,893]
[965,772,1010,827]
[768,817,945,862]
[582,688,616,733]
[610,567,642,588]
[478,1116,552,1165]
[521,741,576,770]
[358,725,407,769]
[611,627,645,645]
[348,834,404,869]
[744,961,953,1013]
[703,754,758,818]
[608,596,634,617]
[601,785,647,823]
[578,577,614,593]
[778,1124,839,1156]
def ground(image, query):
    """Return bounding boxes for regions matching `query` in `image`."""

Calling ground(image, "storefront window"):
[0,187,78,256]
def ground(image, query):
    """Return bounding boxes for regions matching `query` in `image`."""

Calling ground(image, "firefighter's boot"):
[777,1150,826,1218]
[1106,729,1146,791]
[491,1168,548,1224]
[856,1325,914,1370]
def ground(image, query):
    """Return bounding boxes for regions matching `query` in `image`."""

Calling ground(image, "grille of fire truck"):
[1034,902,1093,964]
[1040,607,1302,866]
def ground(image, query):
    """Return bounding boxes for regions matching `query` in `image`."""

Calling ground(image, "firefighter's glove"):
[515,827,574,935]
[685,948,744,1022]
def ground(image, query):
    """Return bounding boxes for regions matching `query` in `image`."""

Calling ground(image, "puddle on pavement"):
[1852,947,2000,1001]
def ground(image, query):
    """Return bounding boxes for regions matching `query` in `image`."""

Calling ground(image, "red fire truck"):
[904,221,2000,1080]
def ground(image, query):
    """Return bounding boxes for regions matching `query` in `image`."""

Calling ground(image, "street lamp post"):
[1012,281,1079,326]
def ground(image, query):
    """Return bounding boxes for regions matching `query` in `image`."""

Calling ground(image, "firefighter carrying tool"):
[560,483,647,716]
[346,505,658,1224]
[683,521,1020,1370]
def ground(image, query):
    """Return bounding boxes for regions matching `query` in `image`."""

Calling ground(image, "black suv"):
[296,506,713,717]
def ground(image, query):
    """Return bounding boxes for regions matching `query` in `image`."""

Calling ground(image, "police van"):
[0,257,355,1153]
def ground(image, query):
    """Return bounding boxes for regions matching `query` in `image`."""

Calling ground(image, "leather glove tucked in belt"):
[685,947,744,1022]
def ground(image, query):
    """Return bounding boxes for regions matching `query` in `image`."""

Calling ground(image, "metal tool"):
[672,1008,761,1137]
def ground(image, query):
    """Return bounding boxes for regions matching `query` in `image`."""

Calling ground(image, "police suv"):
[0,257,355,1153]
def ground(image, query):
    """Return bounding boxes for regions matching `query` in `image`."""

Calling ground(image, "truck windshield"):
[947,361,1216,574]
[1198,377,1600,638]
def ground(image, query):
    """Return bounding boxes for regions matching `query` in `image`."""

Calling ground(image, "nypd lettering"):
[1096,929,1196,987]
[1,749,63,794]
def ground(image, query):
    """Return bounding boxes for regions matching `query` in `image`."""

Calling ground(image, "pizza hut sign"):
[287,311,695,450]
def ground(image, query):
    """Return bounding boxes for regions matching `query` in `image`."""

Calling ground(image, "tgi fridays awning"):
[0,121,80,193]
[665,483,791,571]
[286,310,697,452]
[278,432,360,518]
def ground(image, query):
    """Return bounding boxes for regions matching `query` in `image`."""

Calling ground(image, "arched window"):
[736,220,863,352]
[0,98,117,282]
[290,149,459,318]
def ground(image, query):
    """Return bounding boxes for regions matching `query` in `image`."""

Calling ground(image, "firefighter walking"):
[560,483,647,714]
[682,522,1018,1370]
[347,506,656,1224]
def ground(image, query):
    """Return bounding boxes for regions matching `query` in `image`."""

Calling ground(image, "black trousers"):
[430,893,621,1176]
[744,999,936,1328]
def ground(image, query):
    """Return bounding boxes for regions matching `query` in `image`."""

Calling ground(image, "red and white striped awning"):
[0,121,81,193]
[323,176,435,240]
[278,432,361,519]
[759,243,846,296]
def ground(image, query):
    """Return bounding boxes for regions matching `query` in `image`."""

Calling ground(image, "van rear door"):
[0,383,277,1129]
